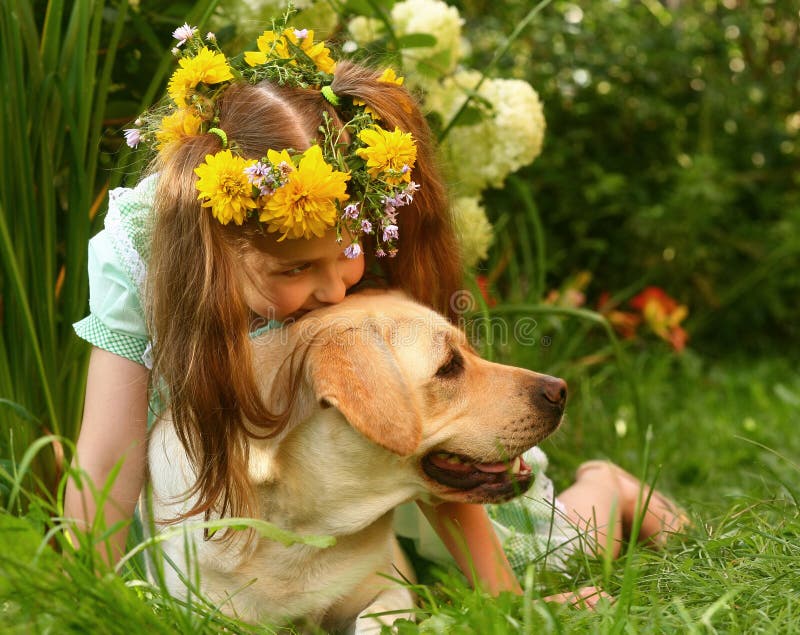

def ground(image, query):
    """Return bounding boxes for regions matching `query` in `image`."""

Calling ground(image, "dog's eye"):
[435,350,464,378]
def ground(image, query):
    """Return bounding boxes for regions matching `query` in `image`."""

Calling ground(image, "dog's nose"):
[540,376,567,409]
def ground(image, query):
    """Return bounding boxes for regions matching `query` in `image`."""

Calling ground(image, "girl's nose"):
[313,268,347,305]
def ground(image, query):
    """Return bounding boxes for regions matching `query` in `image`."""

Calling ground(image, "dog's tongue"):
[429,453,515,474]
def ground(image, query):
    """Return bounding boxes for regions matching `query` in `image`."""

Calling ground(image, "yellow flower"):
[288,29,336,75]
[260,145,349,240]
[244,30,286,67]
[355,125,417,184]
[244,28,336,75]
[378,67,404,86]
[155,108,203,149]
[168,47,233,106]
[194,150,258,225]
[266,148,295,172]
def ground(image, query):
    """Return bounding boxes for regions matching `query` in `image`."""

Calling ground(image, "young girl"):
[67,22,683,602]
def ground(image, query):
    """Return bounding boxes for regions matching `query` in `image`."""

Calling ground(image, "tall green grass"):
[0,0,219,510]
[0,0,129,504]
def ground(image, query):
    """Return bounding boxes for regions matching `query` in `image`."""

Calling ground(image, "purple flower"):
[360,219,373,234]
[172,23,197,47]
[406,181,420,194]
[401,164,411,174]
[344,242,362,259]
[375,248,387,258]
[293,28,309,39]
[382,224,399,242]
[123,128,142,148]
[244,161,270,182]
[342,203,360,220]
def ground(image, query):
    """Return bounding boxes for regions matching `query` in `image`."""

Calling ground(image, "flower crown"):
[124,16,420,258]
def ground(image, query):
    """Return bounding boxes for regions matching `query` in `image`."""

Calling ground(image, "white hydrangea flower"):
[452,195,494,269]
[431,70,546,196]
[348,16,383,46]
[390,0,464,85]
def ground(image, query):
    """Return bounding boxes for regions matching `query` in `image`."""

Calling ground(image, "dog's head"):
[256,290,565,507]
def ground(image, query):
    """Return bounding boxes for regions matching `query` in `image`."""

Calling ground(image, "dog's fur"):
[146,290,566,632]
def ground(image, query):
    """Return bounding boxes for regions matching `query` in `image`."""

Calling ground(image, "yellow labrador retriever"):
[146,290,566,633]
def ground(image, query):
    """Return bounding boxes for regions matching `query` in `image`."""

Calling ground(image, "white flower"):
[123,128,142,148]
[451,196,493,269]
[390,0,464,84]
[347,16,383,45]
[430,70,546,196]
[172,23,197,47]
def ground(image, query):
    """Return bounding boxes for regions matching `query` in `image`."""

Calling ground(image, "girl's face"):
[239,229,366,323]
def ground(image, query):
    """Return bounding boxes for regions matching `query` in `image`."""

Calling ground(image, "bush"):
[457,0,800,351]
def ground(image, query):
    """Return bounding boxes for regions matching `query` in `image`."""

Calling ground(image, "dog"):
[145,290,567,633]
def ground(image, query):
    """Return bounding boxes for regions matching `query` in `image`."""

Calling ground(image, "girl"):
[67,23,683,602]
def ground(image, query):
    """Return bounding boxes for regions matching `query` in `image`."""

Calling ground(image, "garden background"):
[1,0,798,632]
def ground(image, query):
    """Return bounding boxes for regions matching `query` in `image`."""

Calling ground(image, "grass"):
[2,348,798,633]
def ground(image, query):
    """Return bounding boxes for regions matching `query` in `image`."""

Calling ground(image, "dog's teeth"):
[511,456,521,474]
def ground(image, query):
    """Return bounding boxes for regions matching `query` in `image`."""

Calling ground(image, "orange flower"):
[629,286,689,351]
[475,275,497,307]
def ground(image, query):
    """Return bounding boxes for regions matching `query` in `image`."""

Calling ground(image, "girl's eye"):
[283,263,311,276]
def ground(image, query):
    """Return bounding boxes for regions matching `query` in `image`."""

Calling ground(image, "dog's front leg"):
[352,585,416,635]
[348,537,416,635]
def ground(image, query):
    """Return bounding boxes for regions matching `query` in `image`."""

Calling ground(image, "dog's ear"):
[309,327,422,456]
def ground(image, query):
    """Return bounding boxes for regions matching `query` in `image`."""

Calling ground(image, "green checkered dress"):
[73,175,157,367]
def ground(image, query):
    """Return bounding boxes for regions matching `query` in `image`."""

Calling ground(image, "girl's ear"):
[308,326,422,456]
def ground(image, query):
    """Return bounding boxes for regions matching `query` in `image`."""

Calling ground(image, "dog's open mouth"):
[422,451,534,499]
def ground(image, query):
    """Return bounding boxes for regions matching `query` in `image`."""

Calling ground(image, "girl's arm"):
[64,347,149,566]
[418,500,521,595]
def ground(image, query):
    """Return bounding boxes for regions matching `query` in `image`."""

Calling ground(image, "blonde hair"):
[146,61,463,527]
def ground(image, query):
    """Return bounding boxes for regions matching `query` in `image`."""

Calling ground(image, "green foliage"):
[0,0,128,499]
[0,0,221,506]
[2,1,798,630]
[457,0,800,351]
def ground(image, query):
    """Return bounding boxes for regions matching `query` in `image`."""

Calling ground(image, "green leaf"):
[413,49,452,78]
[396,33,437,49]
[0,399,39,425]
[343,0,375,15]
[449,105,484,128]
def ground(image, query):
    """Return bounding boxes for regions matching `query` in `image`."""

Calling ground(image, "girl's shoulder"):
[104,174,158,290]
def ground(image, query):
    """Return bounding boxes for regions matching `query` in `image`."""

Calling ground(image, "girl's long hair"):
[146,61,463,527]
